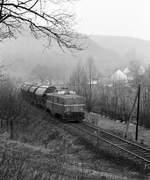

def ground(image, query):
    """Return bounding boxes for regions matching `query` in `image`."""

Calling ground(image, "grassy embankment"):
[0,103,148,180]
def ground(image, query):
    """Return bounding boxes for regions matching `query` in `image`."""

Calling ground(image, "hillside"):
[78,37,125,73]
[0,34,125,81]
[91,35,150,64]
[1,34,150,81]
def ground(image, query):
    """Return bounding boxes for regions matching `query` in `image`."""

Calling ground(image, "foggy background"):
[1,0,150,84]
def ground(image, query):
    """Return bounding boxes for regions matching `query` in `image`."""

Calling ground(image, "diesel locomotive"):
[21,83,86,122]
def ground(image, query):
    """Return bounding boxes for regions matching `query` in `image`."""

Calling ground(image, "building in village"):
[111,69,128,83]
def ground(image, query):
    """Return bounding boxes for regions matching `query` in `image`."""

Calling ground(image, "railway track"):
[21,91,150,172]
[26,104,150,170]
[67,120,150,170]
[43,110,150,171]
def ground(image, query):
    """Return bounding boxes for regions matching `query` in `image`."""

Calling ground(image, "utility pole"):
[124,92,138,138]
[135,83,141,141]
[88,57,93,112]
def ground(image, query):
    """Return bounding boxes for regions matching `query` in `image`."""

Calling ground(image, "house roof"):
[111,69,128,81]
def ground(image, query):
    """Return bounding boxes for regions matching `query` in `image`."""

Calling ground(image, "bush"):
[0,78,31,138]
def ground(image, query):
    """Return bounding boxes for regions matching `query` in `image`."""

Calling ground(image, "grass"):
[0,104,149,179]
[85,112,150,147]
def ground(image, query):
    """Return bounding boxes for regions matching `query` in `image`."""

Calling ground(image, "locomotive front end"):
[63,95,86,121]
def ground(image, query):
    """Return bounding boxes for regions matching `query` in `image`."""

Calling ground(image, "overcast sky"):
[74,0,150,40]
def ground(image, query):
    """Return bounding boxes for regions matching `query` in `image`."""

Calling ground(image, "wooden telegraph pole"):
[135,83,141,141]
[124,92,138,138]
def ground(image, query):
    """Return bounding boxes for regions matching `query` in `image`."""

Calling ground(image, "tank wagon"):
[21,83,86,122]
[21,83,56,107]
[21,83,33,100]
[35,85,56,107]
[28,85,40,104]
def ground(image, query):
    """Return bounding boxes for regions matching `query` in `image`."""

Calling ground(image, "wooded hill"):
[1,34,150,81]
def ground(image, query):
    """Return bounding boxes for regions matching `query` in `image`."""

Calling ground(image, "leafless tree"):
[69,57,99,112]
[84,57,99,111]
[30,64,52,83]
[0,0,82,49]
[0,77,32,139]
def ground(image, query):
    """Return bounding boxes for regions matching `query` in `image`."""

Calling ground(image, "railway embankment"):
[0,106,149,179]
[0,134,141,180]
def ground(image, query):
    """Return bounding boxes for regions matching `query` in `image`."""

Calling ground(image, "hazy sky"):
[74,0,150,40]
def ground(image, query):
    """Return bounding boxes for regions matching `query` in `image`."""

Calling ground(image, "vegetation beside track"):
[85,112,150,147]
[0,78,147,179]
[0,105,148,179]
[0,79,148,179]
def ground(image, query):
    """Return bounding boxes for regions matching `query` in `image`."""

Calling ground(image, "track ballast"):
[68,120,150,171]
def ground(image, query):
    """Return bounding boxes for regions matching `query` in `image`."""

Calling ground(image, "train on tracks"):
[21,83,86,122]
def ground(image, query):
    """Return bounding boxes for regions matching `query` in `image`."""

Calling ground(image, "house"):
[111,69,128,83]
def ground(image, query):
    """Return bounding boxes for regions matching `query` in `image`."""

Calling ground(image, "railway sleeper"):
[70,123,150,171]
[112,143,128,146]
[99,134,123,143]
[122,148,150,158]
[120,144,149,152]
[120,148,150,160]
[131,151,150,156]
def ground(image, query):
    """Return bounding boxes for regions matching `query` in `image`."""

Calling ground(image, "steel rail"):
[83,121,150,153]
[69,122,150,166]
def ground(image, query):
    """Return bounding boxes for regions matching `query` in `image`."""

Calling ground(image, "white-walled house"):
[111,69,128,83]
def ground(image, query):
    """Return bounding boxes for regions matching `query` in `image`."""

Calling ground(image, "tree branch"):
[0,0,83,50]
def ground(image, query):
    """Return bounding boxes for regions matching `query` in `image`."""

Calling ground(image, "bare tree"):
[129,60,142,86]
[69,57,99,112]
[69,61,83,93]
[30,64,52,83]
[0,77,32,139]
[85,57,98,111]
[0,0,82,49]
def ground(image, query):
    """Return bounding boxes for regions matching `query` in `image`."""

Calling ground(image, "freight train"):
[21,83,86,122]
